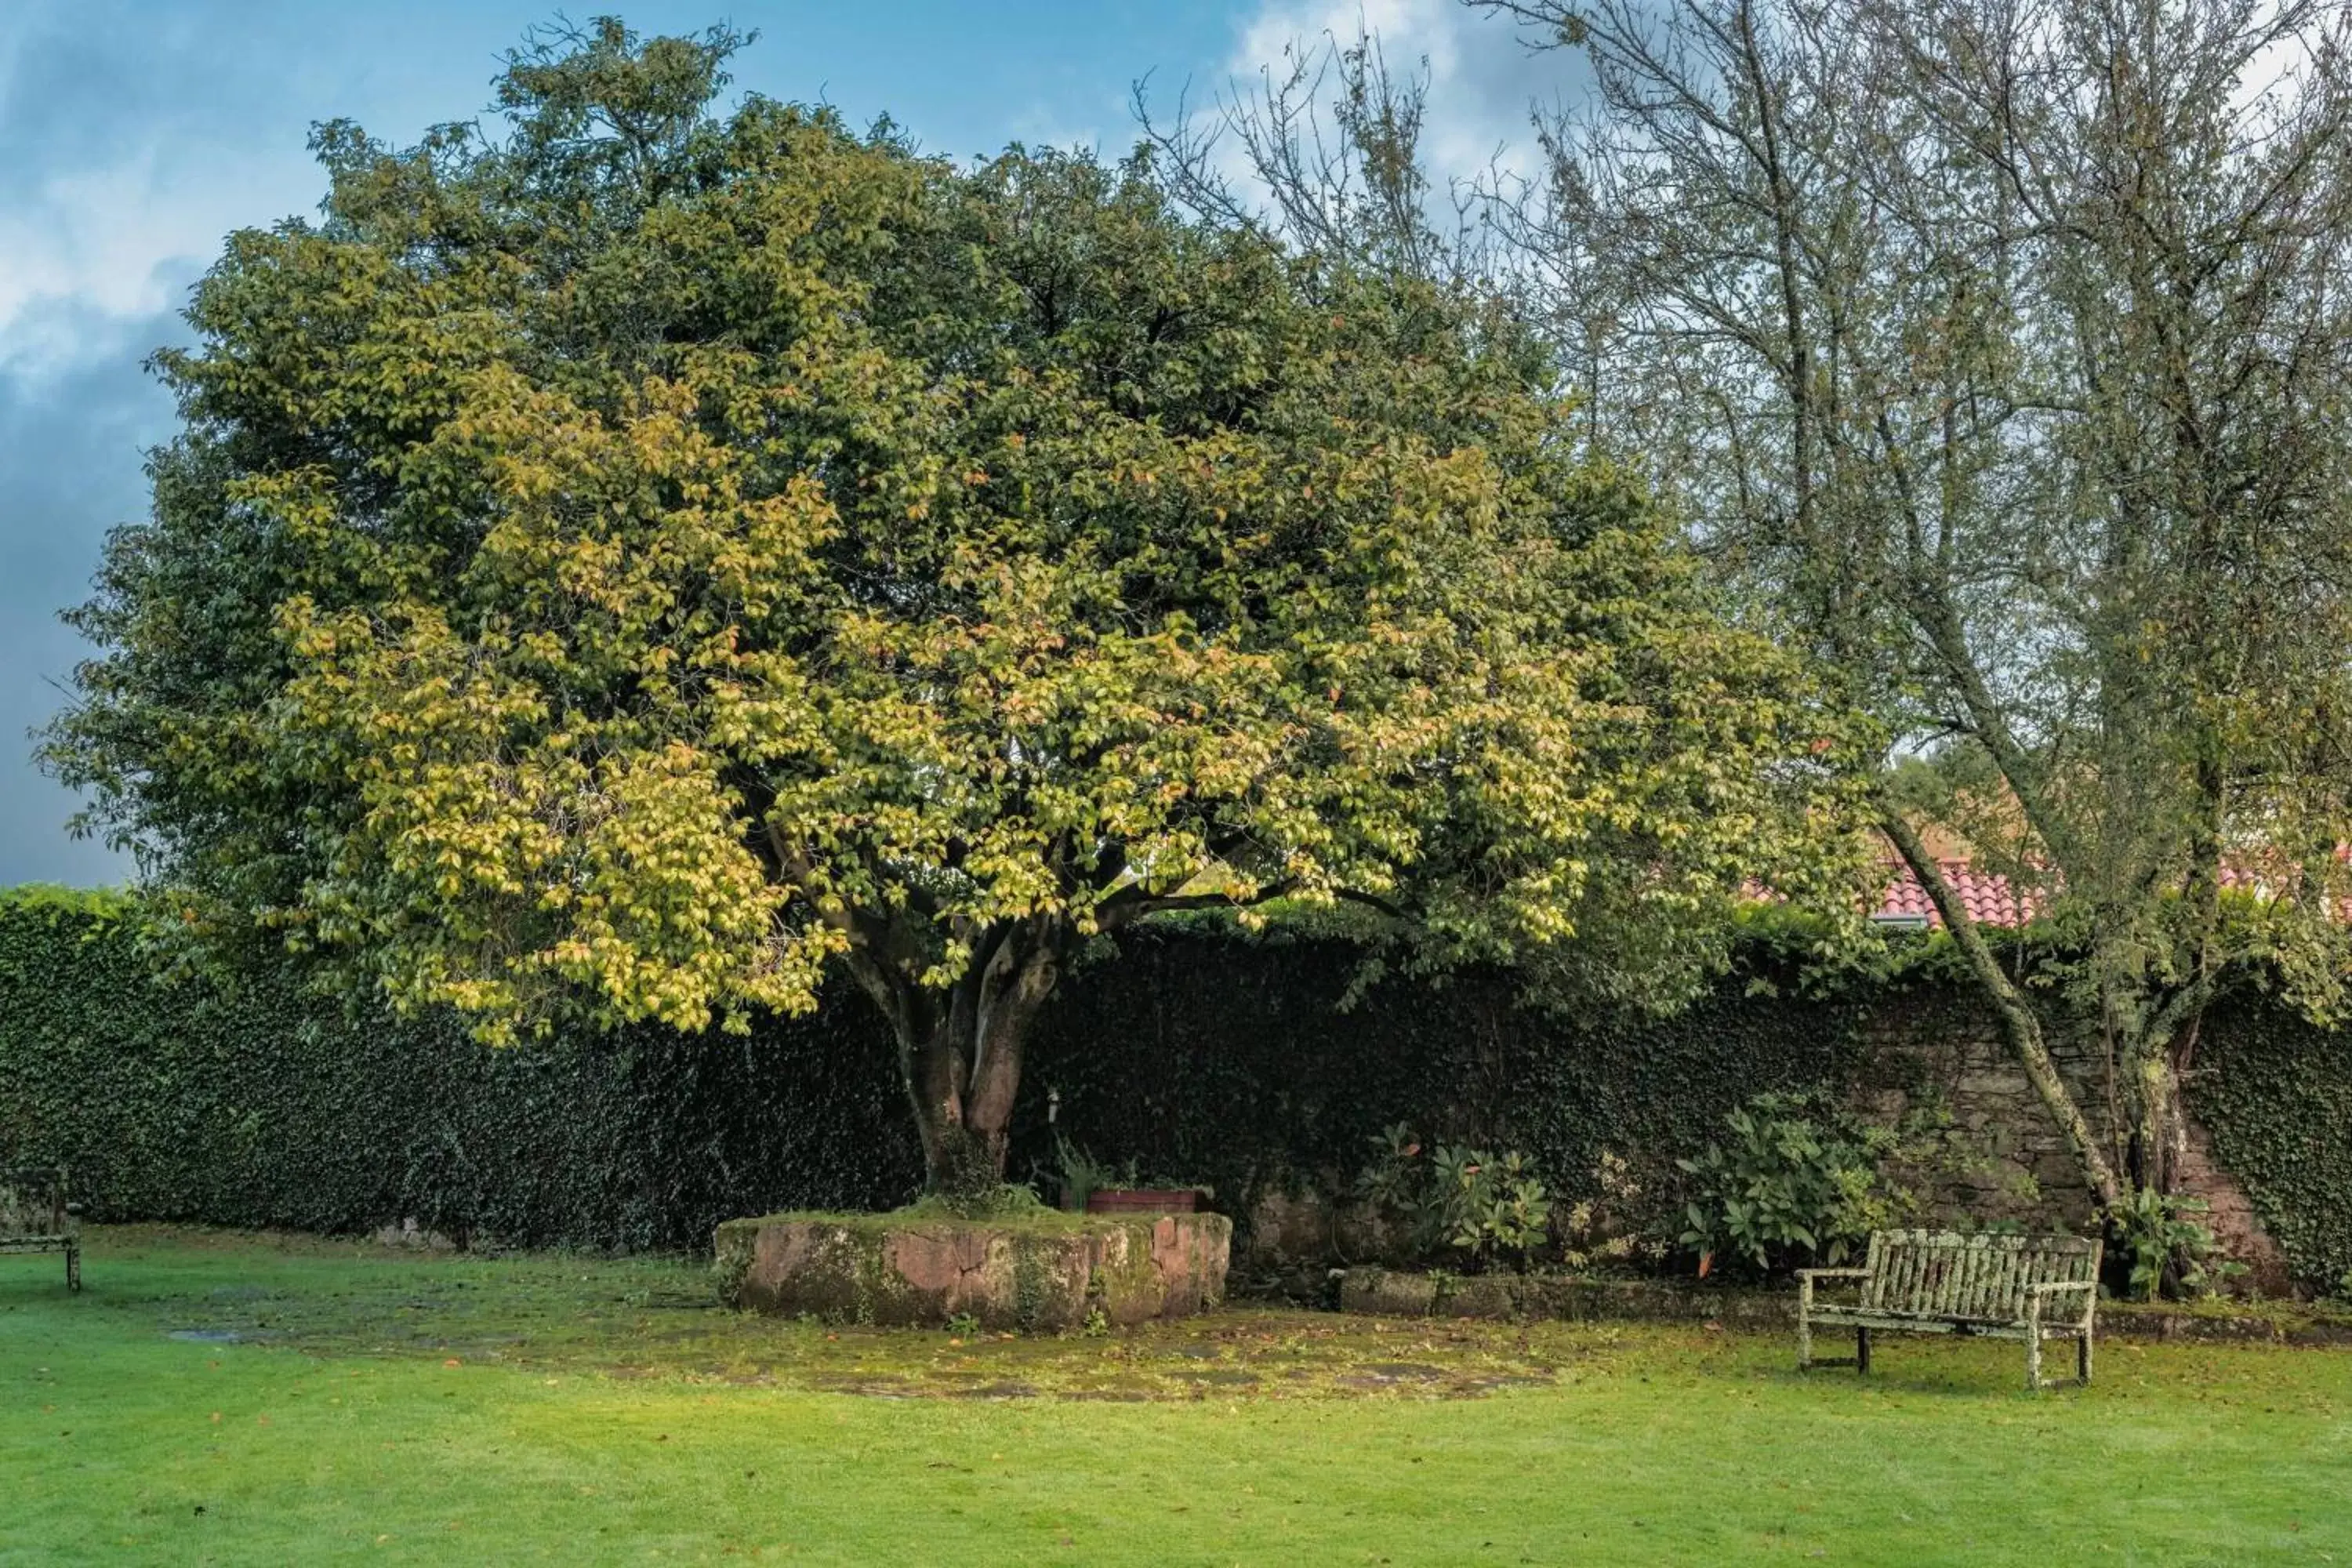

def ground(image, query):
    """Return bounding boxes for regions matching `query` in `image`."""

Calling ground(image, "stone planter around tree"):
[715,1207,1231,1331]
[1083,1188,1200,1214]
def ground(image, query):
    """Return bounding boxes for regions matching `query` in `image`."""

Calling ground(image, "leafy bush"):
[1677,1092,1912,1276]
[1557,1152,1665,1272]
[1355,1125,1553,1271]
[1430,1146,1554,1268]
[2110,1187,2243,1301]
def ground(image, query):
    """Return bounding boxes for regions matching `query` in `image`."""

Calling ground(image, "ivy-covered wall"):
[4,889,2347,1292]
[1013,925,1875,1222]
[0,895,1873,1257]
[2188,996,2352,1297]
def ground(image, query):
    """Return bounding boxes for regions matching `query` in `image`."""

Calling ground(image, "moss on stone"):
[717,1207,1230,1330]
[746,1194,1107,1235]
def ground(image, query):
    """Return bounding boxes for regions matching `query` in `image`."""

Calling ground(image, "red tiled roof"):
[1874,850,2347,927]
[1873,859,2042,927]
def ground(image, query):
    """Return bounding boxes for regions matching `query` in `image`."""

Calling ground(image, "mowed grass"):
[4,1229,2349,1566]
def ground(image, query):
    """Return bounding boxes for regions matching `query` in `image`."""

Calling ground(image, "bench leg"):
[2027,1330,2042,1390]
[1855,1327,1870,1376]
[1797,1310,1812,1370]
[66,1243,80,1294]
[2077,1332,2092,1385]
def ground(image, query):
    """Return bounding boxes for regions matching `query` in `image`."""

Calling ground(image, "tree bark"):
[847,917,1064,1199]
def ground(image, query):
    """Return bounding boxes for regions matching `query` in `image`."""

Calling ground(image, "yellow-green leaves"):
[49,29,1874,1047]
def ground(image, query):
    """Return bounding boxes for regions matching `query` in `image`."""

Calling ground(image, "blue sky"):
[0,0,1561,885]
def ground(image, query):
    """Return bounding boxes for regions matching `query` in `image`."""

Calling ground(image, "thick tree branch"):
[1881,804,2123,1209]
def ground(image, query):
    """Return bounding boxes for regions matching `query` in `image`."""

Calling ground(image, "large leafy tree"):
[49,20,1868,1196]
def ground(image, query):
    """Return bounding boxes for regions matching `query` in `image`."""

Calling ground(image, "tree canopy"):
[48,18,1871,1192]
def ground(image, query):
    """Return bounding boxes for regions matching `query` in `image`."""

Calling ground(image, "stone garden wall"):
[1851,996,2294,1294]
[3,891,2343,1293]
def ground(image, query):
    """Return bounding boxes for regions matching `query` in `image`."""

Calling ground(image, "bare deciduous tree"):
[1475,0,2352,1250]
[1134,23,1497,281]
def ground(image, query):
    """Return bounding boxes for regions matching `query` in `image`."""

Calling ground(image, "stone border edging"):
[1331,1266,2352,1345]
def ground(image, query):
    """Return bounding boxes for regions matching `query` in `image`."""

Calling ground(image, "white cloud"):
[1221,0,1574,192]
[0,0,332,376]
[0,141,321,376]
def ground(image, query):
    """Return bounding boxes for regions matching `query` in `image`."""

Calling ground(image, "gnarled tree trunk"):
[844,916,1066,1198]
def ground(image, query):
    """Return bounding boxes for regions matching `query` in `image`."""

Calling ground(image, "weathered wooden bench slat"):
[1987,1242,2015,1319]
[1947,1241,1985,1316]
[0,1167,82,1292]
[1798,1229,2099,1389]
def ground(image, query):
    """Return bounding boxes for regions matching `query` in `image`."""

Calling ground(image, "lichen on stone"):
[717,1206,1231,1330]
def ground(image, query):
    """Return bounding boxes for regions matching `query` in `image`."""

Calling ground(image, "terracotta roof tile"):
[1872,851,2347,926]
[1873,859,2042,927]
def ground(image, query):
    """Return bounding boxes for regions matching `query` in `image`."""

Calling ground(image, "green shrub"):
[2109,1187,2243,1301]
[1557,1152,1664,1272]
[1355,1125,1553,1271]
[1677,1092,1912,1277]
[1431,1145,1554,1268]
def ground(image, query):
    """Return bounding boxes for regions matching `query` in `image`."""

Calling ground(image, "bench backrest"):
[1861,1229,2100,1323]
[0,1168,73,1239]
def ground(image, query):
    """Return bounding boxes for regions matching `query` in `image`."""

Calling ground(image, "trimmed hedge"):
[0,890,918,1250]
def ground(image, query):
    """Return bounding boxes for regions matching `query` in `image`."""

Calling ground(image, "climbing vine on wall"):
[3,887,2344,1287]
[2188,996,2352,1294]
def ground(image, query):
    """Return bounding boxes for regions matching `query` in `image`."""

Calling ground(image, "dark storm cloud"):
[0,304,186,885]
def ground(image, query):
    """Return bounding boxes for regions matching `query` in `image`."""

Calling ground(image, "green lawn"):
[4,1229,2348,1565]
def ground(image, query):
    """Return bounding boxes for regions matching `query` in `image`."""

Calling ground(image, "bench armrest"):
[1796,1269,1868,1316]
[2026,1279,2096,1327]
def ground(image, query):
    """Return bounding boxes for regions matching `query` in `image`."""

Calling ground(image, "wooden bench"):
[0,1167,82,1292]
[1798,1229,2100,1388]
